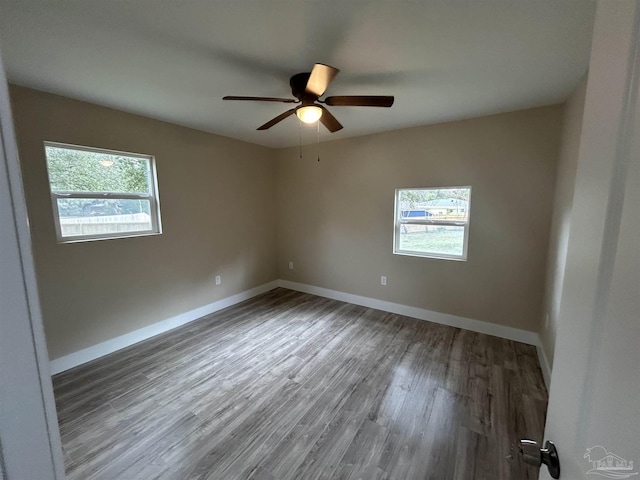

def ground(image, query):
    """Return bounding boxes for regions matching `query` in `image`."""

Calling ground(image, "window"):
[44,142,162,242]
[394,186,471,260]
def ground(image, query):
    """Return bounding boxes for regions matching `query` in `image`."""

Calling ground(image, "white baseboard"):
[51,278,551,383]
[278,280,554,385]
[278,279,540,346]
[49,280,279,374]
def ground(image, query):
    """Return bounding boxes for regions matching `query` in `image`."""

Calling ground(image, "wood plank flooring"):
[53,288,548,480]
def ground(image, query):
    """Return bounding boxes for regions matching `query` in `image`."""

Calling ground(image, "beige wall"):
[11,85,565,360]
[540,77,587,368]
[275,106,562,332]
[10,86,278,359]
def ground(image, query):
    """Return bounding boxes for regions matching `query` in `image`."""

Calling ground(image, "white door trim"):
[0,48,66,479]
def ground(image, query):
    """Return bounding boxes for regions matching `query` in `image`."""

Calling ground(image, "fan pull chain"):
[317,120,320,162]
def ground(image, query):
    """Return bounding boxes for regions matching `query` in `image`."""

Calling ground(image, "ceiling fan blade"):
[324,95,395,107]
[257,108,296,130]
[306,64,340,97]
[318,106,343,133]
[223,96,297,103]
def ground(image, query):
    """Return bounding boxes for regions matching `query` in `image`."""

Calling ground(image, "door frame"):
[0,47,66,479]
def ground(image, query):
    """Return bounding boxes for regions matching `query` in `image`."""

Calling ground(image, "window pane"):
[46,145,150,194]
[398,225,465,257]
[56,198,152,238]
[398,188,470,222]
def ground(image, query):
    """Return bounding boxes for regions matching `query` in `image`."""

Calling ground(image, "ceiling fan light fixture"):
[224,63,392,132]
[296,105,322,124]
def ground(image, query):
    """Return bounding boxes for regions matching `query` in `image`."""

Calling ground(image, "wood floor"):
[53,288,548,480]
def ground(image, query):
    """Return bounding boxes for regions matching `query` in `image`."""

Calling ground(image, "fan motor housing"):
[290,72,315,103]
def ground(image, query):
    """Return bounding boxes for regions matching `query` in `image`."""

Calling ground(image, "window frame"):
[393,186,472,261]
[44,141,162,243]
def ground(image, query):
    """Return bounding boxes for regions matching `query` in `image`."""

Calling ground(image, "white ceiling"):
[0,1,596,148]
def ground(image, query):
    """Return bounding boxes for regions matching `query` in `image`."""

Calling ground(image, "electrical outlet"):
[215,275,221,285]
[381,275,387,286]
[289,261,294,270]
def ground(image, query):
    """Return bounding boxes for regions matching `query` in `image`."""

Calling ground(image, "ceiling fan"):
[223,63,394,133]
